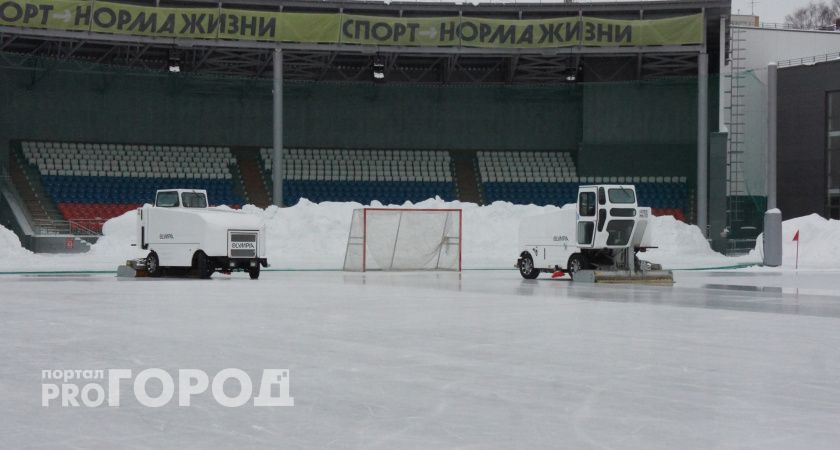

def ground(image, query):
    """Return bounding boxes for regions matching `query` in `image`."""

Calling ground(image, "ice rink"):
[2,269,840,448]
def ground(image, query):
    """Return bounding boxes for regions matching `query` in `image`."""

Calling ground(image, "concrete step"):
[451,150,482,205]
[232,147,272,208]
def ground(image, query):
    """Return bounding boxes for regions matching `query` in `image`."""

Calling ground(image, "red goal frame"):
[360,208,462,272]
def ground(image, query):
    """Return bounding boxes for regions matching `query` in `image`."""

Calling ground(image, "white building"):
[722,23,840,201]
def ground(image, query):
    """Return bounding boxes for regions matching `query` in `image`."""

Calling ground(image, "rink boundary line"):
[674,263,760,271]
[0,264,761,276]
[0,268,499,275]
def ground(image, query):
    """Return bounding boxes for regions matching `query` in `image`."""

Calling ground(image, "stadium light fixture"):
[168,52,181,73]
[372,56,386,82]
[564,66,580,83]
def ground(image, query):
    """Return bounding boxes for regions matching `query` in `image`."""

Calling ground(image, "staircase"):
[8,148,65,233]
[231,147,272,208]
[450,150,483,204]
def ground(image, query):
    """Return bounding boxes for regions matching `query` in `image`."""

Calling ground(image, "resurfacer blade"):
[574,270,674,285]
[117,259,149,278]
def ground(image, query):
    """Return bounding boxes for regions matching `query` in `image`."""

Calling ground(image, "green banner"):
[340,15,450,47]
[0,0,703,48]
[0,0,89,32]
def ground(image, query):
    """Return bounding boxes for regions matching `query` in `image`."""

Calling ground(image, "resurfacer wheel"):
[193,251,214,279]
[567,254,588,280]
[146,251,162,278]
[248,264,261,280]
[519,254,540,280]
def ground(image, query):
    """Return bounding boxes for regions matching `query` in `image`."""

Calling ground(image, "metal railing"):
[734,21,838,32]
[777,51,840,68]
[1,167,38,233]
[726,238,757,257]
[31,218,103,236]
[4,165,103,237]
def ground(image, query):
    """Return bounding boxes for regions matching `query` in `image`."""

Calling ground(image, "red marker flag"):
[793,230,800,270]
[793,230,800,242]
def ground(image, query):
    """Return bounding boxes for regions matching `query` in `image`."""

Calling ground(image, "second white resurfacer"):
[516,185,673,284]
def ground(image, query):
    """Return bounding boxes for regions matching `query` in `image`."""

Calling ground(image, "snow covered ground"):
[0,198,783,272]
[4,198,840,273]
[1,269,840,448]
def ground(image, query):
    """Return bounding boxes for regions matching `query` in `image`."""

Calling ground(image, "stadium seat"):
[260,148,457,205]
[475,150,689,216]
[23,140,245,226]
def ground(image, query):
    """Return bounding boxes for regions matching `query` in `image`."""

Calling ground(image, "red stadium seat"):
[58,203,141,233]
[652,208,686,222]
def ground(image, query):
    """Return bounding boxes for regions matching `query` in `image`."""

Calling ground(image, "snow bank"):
[0,223,33,260]
[644,215,756,269]
[86,207,147,263]
[0,199,763,271]
[236,198,562,269]
[750,213,840,269]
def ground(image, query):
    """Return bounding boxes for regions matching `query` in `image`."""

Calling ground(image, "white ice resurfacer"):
[516,184,673,284]
[119,189,268,279]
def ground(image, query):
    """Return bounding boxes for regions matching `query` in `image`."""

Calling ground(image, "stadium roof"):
[0,0,730,83]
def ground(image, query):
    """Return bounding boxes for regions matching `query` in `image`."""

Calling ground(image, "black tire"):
[146,251,162,278]
[518,253,540,280]
[248,264,261,280]
[567,253,589,280]
[193,251,214,279]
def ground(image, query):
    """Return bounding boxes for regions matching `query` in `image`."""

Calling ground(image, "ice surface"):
[1,270,839,448]
[0,199,762,272]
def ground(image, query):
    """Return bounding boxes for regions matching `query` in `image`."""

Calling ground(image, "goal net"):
[343,208,462,272]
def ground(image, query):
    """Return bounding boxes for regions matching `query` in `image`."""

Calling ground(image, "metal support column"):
[719,16,727,132]
[272,47,284,207]
[767,62,778,210]
[697,52,709,234]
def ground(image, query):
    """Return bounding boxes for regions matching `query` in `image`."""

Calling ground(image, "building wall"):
[777,61,840,218]
[723,27,840,197]
[740,28,840,84]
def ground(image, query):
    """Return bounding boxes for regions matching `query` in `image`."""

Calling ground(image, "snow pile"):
[242,200,362,270]
[751,213,840,269]
[644,215,756,269]
[0,223,33,260]
[238,198,562,269]
[85,207,147,263]
[0,199,767,271]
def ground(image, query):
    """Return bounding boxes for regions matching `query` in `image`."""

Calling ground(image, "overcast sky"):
[730,0,814,23]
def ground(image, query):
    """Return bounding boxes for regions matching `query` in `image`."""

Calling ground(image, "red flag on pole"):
[793,230,800,241]
[793,230,800,270]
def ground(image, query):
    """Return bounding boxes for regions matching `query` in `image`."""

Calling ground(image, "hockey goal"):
[343,208,462,272]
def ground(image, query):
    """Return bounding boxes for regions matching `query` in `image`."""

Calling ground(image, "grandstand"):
[11,141,242,233]
[0,0,729,252]
[6,139,690,236]
[477,151,687,218]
